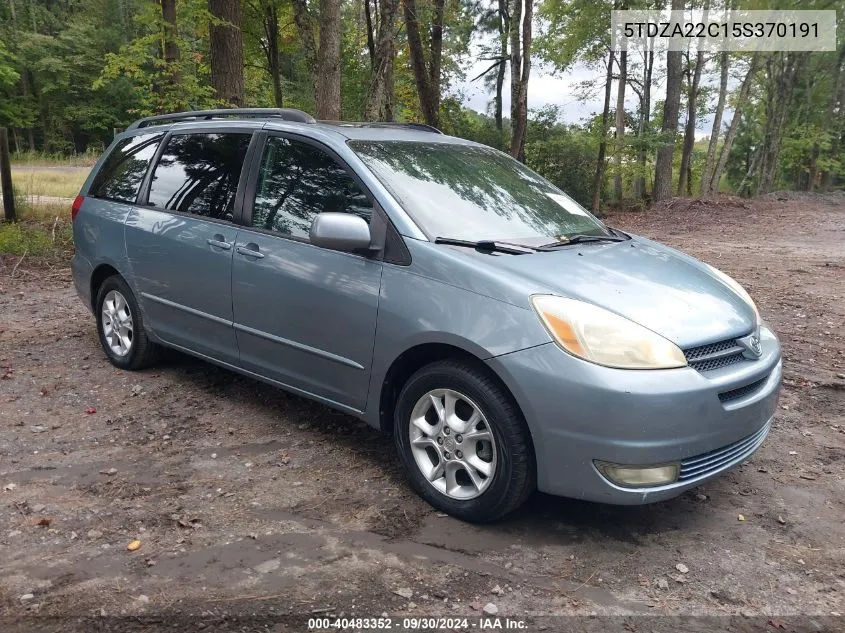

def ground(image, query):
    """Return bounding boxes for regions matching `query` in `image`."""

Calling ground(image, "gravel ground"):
[1,194,843,632]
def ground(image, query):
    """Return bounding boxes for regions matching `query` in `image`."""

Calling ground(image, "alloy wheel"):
[101,290,134,357]
[408,388,498,500]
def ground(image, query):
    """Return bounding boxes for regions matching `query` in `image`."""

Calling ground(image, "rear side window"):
[251,136,373,239]
[89,133,163,203]
[147,133,251,221]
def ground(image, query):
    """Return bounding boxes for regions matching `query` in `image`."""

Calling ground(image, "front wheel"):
[394,360,535,522]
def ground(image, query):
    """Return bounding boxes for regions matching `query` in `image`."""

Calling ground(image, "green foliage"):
[535,0,611,71]
[524,134,596,209]
[95,0,218,117]
[1,0,842,202]
[0,220,56,255]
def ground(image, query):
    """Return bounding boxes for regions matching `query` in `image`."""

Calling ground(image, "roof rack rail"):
[126,108,316,131]
[320,121,444,135]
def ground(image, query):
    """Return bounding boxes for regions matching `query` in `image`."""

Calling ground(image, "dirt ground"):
[1,194,843,632]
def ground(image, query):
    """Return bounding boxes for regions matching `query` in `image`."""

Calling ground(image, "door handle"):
[236,243,265,259]
[207,235,232,250]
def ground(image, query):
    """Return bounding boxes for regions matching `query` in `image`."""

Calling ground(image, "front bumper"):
[486,326,782,504]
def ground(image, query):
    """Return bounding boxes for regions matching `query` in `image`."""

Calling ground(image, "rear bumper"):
[486,325,782,504]
[70,252,93,313]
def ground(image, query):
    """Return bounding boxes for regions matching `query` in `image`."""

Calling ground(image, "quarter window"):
[147,133,251,221]
[251,136,373,239]
[89,133,163,203]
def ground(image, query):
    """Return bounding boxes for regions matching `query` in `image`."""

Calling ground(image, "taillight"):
[71,195,84,221]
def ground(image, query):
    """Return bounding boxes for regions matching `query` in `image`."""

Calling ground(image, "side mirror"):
[309,212,373,252]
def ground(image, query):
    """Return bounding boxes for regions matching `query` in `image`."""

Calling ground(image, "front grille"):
[684,339,747,372]
[718,377,767,403]
[678,422,770,481]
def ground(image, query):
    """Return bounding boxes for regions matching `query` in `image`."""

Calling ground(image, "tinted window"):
[89,133,163,203]
[252,136,373,239]
[147,133,251,221]
[349,140,609,243]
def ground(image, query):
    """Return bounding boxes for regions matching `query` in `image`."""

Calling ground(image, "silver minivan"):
[71,108,782,521]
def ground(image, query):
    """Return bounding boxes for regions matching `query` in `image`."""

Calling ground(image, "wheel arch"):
[376,342,533,445]
[90,263,122,312]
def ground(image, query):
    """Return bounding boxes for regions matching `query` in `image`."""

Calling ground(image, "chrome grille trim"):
[678,422,770,481]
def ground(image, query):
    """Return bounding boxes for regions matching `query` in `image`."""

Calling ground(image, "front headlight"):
[530,295,687,369]
[704,263,760,327]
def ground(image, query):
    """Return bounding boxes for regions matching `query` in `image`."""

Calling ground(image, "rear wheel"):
[394,360,535,522]
[95,275,160,370]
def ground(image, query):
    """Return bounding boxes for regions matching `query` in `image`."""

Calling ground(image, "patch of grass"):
[0,221,55,255]
[16,200,73,222]
[11,150,99,167]
[10,166,88,199]
[0,202,74,264]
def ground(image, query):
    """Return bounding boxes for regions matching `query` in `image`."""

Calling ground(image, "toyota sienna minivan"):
[71,108,782,521]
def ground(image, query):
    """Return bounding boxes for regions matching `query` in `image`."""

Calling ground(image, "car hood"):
[473,237,756,348]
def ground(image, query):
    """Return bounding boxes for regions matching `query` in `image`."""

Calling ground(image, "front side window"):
[89,133,163,203]
[348,140,609,243]
[251,136,373,239]
[147,133,251,221]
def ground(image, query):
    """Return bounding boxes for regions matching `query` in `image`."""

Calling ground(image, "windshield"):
[348,140,609,243]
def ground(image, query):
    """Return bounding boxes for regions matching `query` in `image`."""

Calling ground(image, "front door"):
[125,131,253,364]
[231,135,383,412]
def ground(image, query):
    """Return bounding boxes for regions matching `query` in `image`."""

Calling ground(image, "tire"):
[95,275,160,370]
[394,359,535,522]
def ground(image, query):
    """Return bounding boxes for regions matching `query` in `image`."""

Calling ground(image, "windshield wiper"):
[538,234,627,249]
[606,225,631,239]
[434,237,539,254]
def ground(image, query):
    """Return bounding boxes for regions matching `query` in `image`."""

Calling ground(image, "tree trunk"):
[737,145,760,196]
[509,0,531,162]
[711,55,758,194]
[678,46,704,196]
[509,0,521,153]
[592,51,615,213]
[634,46,653,200]
[263,4,284,107]
[209,0,245,106]
[384,43,395,121]
[291,0,317,95]
[19,71,36,152]
[701,51,728,196]
[364,0,376,70]
[613,49,627,200]
[364,0,398,120]
[757,53,804,195]
[160,0,180,92]
[315,0,342,119]
[429,0,444,98]
[652,0,684,203]
[403,0,445,127]
[820,43,845,190]
[494,0,509,138]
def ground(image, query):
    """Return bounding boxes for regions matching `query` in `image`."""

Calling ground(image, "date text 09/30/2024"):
[308,617,528,630]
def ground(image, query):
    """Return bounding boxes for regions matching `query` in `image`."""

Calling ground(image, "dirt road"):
[1,194,843,632]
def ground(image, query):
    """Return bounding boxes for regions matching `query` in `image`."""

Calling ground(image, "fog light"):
[595,461,680,488]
